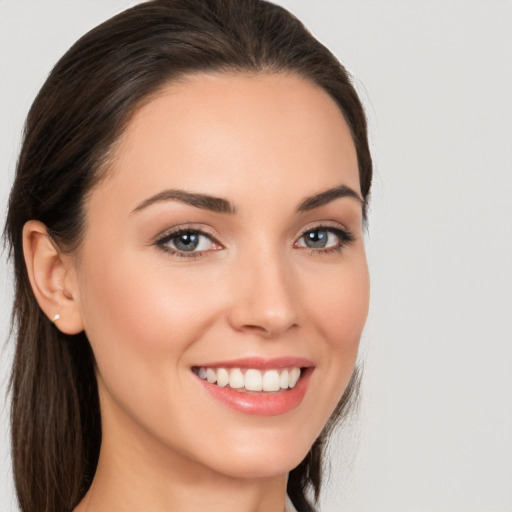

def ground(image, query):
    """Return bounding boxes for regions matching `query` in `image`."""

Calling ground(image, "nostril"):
[243,324,271,334]
[239,322,298,338]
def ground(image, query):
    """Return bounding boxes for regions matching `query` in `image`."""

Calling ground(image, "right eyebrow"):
[131,189,237,215]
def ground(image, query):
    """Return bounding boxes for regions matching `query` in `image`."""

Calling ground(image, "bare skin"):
[23,73,369,512]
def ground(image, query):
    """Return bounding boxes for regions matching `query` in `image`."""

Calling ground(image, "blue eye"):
[296,226,353,252]
[172,232,200,252]
[156,225,353,258]
[156,229,219,256]
[302,229,332,249]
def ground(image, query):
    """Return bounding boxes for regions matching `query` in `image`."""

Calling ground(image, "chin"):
[209,452,307,480]
[192,428,315,480]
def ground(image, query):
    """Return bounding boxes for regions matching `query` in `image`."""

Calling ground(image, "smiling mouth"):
[192,366,304,393]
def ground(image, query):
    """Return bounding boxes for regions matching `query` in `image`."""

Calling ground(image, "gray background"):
[1,1,511,511]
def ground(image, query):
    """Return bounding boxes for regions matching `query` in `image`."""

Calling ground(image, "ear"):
[22,220,84,335]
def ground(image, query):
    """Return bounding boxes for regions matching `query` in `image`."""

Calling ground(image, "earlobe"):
[22,220,84,335]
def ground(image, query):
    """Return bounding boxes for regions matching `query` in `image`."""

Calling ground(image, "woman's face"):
[72,73,369,478]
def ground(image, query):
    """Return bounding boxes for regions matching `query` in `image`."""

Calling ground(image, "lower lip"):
[195,368,313,416]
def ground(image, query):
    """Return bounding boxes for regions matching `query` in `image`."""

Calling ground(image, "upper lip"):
[193,356,315,369]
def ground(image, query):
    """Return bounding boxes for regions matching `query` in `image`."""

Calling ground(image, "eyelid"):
[296,220,353,239]
[152,221,354,259]
[294,222,355,251]
[153,224,224,258]
[154,223,220,242]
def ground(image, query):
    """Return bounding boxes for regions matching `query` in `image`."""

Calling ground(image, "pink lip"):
[194,356,315,370]
[193,357,315,416]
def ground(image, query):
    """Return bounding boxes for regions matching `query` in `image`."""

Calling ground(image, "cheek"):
[75,249,234,450]
[310,256,370,353]
[303,255,369,418]
[76,249,221,388]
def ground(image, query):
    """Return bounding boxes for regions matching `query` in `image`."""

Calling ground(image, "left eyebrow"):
[296,184,363,212]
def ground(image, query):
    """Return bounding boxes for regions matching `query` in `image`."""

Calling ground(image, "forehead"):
[93,72,360,212]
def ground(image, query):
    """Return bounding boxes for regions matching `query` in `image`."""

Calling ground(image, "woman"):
[5,1,372,511]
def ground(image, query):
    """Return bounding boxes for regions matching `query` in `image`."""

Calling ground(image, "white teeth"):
[289,367,301,388]
[216,368,229,387]
[196,366,303,392]
[206,368,217,384]
[229,368,244,389]
[280,369,289,389]
[245,369,263,391]
[262,370,280,392]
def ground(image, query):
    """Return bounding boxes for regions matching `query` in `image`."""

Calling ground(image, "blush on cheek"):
[87,263,222,369]
[313,277,369,350]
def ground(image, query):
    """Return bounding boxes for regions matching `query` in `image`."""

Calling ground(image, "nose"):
[226,249,299,338]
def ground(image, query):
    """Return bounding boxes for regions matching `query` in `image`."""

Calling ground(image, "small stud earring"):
[52,313,61,323]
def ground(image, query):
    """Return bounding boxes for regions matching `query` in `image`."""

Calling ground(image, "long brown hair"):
[4,1,372,511]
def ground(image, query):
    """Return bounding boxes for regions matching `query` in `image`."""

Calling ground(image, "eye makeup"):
[155,226,224,259]
[295,224,355,255]
[153,222,355,259]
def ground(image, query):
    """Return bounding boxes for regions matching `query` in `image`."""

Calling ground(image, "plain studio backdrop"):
[0,1,511,511]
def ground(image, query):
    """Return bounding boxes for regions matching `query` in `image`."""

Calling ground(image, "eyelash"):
[296,225,355,255]
[155,226,221,259]
[154,224,355,259]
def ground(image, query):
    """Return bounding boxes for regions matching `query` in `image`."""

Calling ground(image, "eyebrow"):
[131,184,363,215]
[132,189,237,214]
[296,184,363,212]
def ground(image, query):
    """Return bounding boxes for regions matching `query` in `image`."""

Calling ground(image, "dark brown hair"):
[4,1,372,511]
